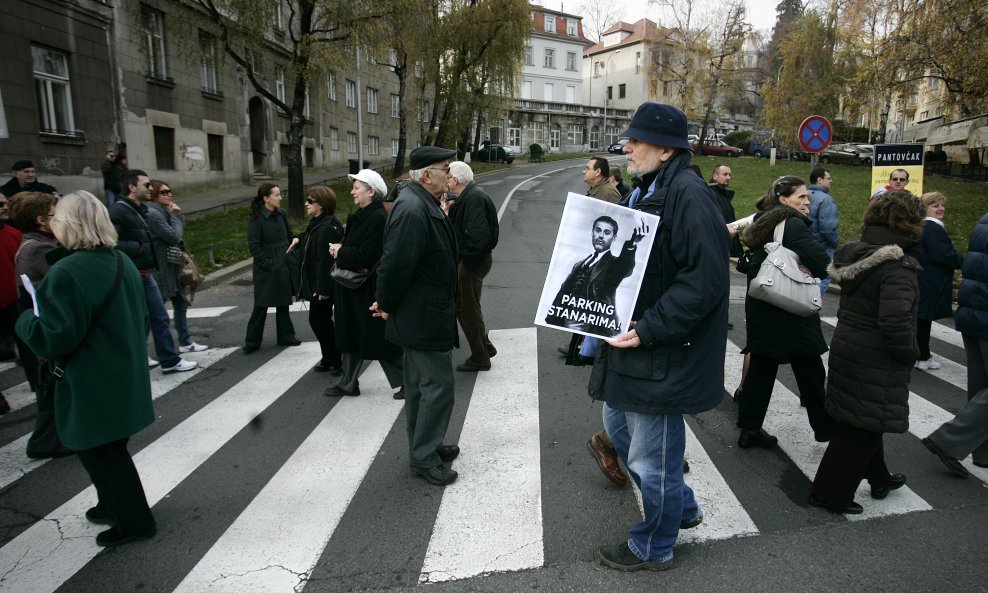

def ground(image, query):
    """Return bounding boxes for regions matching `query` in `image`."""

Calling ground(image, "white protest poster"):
[534,193,659,340]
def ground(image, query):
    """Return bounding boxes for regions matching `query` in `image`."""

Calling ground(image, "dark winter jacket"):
[0,178,58,198]
[592,151,730,415]
[448,181,498,270]
[915,218,963,320]
[296,212,343,301]
[824,225,921,434]
[248,207,294,308]
[808,183,839,252]
[741,206,830,360]
[110,198,158,271]
[334,199,401,360]
[376,181,459,351]
[708,182,742,257]
[956,214,988,339]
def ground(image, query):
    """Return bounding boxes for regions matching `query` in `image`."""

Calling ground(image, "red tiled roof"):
[585,18,674,56]
[530,6,594,46]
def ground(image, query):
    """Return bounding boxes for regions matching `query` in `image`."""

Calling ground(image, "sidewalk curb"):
[200,258,252,291]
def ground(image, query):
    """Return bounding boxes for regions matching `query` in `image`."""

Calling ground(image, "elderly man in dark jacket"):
[591,103,729,571]
[110,169,196,374]
[447,161,499,372]
[373,146,461,486]
[0,160,59,198]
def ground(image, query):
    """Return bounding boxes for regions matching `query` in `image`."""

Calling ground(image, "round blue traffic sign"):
[798,116,833,153]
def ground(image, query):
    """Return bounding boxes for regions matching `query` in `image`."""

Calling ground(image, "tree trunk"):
[285,112,305,220]
[393,65,408,178]
[877,95,891,144]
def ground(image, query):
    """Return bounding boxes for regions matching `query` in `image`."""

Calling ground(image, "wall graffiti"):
[39,155,70,176]
[179,143,206,171]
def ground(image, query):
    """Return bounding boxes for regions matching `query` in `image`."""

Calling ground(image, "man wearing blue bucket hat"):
[591,102,730,571]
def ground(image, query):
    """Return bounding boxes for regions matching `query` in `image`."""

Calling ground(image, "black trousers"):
[244,305,297,348]
[308,299,341,367]
[812,423,893,507]
[76,438,155,534]
[917,318,933,361]
[25,365,63,455]
[737,353,834,438]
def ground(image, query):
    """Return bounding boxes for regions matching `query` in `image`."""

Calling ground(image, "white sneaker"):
[179,342,209,353]
[925,359,942,370]
[162,359,198,374]
[148,357,160,368]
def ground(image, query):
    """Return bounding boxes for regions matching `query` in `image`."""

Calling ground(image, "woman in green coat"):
[16,190,156,548]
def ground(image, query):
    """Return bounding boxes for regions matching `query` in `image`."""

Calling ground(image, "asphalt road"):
[0,161,985,593]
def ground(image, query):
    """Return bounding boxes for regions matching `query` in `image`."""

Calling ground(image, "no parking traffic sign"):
[798,116,832,153]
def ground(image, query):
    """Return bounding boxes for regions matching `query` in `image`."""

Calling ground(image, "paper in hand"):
[20,274,39,317]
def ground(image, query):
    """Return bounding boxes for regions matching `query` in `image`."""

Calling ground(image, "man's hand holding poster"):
[535,193,658,340]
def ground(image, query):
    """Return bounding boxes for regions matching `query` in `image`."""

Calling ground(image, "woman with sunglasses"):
[295,186,344,374]
[147,181,208,353]
[244,183,300,353]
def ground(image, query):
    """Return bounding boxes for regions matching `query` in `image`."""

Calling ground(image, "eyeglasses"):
[159,189,173,195]
[427,166,450,175]
[144,182,153,189]
[305,197,317,204]
[0,202,8,208]
[891,177,907,182]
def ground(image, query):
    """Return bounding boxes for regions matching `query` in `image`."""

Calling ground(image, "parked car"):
[691,139,743,157]
[607,138,629,154]
[819,143,873,165]
[473,143,515,164]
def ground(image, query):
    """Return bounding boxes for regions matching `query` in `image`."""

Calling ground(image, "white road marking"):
[497,167,572,222]
[0,343,320,593]
[167,306,237,319]
[0,348,235,491]
[267,302,309,314]
[171,362,402,593]
[726,341,933,520]
[420,328,543,583]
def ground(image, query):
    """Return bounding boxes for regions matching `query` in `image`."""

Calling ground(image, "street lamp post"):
[602,50,620,147]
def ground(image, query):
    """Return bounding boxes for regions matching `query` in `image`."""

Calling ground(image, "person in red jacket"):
[0,193,23,413]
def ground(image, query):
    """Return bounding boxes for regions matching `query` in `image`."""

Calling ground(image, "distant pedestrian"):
[243,183,300,353]
[583,157,622,203]
[327,170,404,399]
[0,160,59,198]
[914,191,963,370]
[924,213,988,477]
[16,190,157,547]
[808,167,839,293]
[448,161,499,372]
[811,191,924,514]
[100,151,126,206]
[147,180,209,353]
[708,164,742,258]
[373,146,460,486]
[609,170,629,199]
[0,192,21,363]
[294,185,343,375]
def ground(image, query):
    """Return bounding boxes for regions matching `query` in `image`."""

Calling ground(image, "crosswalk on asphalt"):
[0,318,982,593]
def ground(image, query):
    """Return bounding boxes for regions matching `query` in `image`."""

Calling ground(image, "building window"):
[246,49,260,75]
[142,5,169,80]
[619,84,626,99]
[566,52,577,71]
[543,82,554,101]
[390,94,400,118]
[391,139,399,157]
[327,71,336,101]
[521,81,532,100]
[565,85,576,103]
[524,45,533,66]
[607,86,613,100]
[550,128,560,149]
[421,100,430,122]
[330,127,339,151]
[199,32,219,93]
[367,87,378,113]
[279,143,290,167]
[590,127,599,149]
[566,18,577,36]
[273,1,284,31]
[346,132,357,153]
[32,46,76,135]
[936,106,945,117]
[531,121,546,144]
[544,48,555,69]
[305,147,314,167]
[594,61,601,78]
[303,87,310,118]
[920,110,929,120]
[929,77,940,91]
[636,52,641,74]
[508,127,521,147]
[544,15,555,33]
[567,124,582,146]
[275,67,286,103]
[153,126,175,170]
[207,134,224,171]
[368,136,380,155]
[345,79,356,108]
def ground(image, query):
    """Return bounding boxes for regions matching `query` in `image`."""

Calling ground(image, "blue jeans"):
[168,294,190,347]
[143,275,180,368]
[603,403,699,563]
[819,246,835,294]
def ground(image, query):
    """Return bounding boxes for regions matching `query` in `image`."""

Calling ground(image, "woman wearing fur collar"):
[810,192,924,513]
[737,176,834,449]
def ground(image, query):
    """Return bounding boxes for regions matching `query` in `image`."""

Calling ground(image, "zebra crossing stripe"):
[929,321,964,349]
[167,306,237,319]
[0,343,321,593]
[171,361,402,593]
[0,347,236,492]
[2,381,35,414]
[726,341,934,520]
[267,302,309,314]
[420,328,543,583]
[821,317,967,390]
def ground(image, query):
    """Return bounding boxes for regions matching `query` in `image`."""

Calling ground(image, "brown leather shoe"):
[586,431,627,486]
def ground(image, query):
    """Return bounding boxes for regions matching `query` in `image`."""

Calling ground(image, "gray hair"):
[51,190,118,249]
[448,161,474,183]
[409,168,424,182]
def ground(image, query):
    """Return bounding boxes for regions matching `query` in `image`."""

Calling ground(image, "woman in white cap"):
[325,170,404,398]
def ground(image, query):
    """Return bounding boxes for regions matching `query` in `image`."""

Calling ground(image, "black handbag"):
[330,262,375,290]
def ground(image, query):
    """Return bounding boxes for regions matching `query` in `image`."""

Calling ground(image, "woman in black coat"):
[737,176,834,448]
[326,170,403,398]
[811,192,924,514]
[243,183,299,353]
[914,191,963,370]
[295,186,344,373]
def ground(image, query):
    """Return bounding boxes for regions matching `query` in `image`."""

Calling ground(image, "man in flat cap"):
[373,146,461,486]
[590,102,729,571]
[0,161,59,198]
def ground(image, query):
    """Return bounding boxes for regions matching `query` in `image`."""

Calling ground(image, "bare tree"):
[695,0,751,151]
[578,0,626,42]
